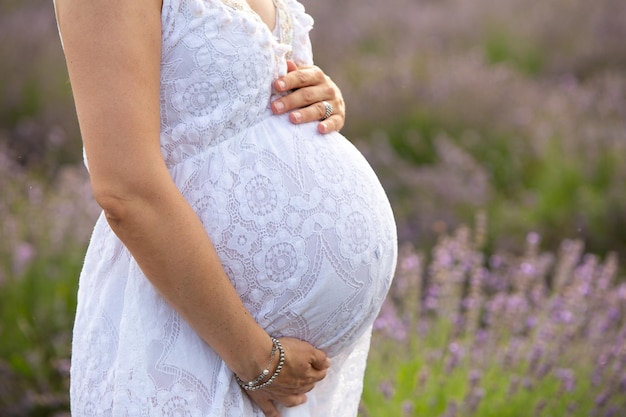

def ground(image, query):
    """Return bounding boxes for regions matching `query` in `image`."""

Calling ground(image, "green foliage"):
[0,253,83,416]
[361,336,600,417]
[359,231,626,417]
[362,341,600,417]
[483,27,545,75]
[386,110,440,165]
[372,97,626,258]
[2,0,626,415]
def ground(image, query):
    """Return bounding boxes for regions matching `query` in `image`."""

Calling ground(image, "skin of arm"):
[54,0,328,415]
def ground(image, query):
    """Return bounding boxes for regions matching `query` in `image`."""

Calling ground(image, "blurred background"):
[1,0,625,415]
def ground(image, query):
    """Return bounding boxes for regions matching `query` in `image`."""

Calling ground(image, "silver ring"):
[321,101,333,121]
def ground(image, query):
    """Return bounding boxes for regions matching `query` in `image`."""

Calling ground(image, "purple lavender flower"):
[13,241,35,275]
[554,368,576,393]
[373,301,408,341]
[595,390,610,408]
[378,380,395,401]
[401,400,414,416]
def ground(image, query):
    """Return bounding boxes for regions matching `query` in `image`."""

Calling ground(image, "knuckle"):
[313,66,324,76]
[318,103,327,117]
[309,65,322,75]
[295,71,308,84]
[322,84,335,97]
[301,89,316,102]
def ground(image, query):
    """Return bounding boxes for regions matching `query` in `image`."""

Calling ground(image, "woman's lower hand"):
[272,61,346,134]
[244,337,331,417]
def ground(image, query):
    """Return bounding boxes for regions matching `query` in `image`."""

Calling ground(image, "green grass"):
[361,332,604,417]
[0,249,84,416]
[483,27,546,76]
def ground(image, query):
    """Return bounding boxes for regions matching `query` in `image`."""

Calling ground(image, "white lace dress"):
[69,0,397,415]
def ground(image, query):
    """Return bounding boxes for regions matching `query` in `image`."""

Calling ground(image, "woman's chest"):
[162,0,293,83]
[159,0,295,141]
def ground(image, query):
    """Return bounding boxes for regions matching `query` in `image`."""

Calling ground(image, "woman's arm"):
[54,1,328,415]
[272,60,346,134]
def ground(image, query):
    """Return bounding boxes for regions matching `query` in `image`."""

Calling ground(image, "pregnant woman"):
[54,0,397,416]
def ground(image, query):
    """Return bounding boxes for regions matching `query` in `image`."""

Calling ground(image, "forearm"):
[54,0,271,380]
[55,2,332,412]
[100,174,272,380]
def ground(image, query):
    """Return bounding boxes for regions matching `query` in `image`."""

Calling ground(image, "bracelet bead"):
[235,337,285,391]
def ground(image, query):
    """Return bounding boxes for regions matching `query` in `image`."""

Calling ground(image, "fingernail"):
[274,101,285,112]
[319,122,327,133]
[292,111,302,122]
[276,80,286,91]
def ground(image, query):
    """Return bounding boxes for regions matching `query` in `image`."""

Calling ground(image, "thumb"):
[310,349,331,371]
[286,59,298,73]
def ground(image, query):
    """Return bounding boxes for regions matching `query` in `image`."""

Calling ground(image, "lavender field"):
[1,0,626,415]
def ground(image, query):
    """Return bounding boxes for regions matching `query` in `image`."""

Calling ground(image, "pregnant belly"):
[172,120,397,357]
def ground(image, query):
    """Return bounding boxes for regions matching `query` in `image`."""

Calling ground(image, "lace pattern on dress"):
[220,0,293,46]
[69,1,397,416]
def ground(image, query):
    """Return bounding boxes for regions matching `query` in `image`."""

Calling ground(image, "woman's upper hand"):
[271,60,346,134]
[243,337,331,417]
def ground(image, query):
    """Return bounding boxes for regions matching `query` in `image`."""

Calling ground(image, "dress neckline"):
[220,0,292,45]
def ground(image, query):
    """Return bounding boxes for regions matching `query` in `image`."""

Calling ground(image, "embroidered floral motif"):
[71,1,397,416]
[337,199,377,267]
[254,231,309,292]
[234,162,288,227]
[150,383,203,417]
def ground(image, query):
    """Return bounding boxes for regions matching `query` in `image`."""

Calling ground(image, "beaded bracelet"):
[235,337,285,391]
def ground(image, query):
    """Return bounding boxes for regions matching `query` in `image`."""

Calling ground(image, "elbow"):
[91,181,135,225]
[87,161,171,226]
